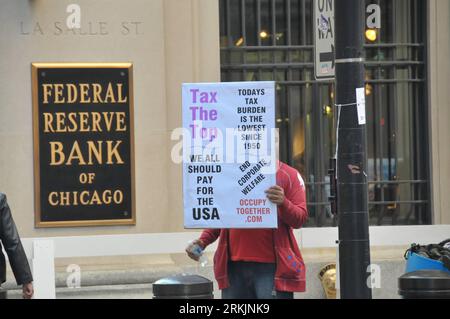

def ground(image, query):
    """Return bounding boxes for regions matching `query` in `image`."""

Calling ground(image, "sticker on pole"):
[356,87,366,125]
[182,82,278,229]
[314,0,335,80]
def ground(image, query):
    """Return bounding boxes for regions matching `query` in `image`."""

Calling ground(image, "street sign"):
[314,0,335,80]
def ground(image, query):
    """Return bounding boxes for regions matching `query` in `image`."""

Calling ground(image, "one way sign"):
[314,0,335,80]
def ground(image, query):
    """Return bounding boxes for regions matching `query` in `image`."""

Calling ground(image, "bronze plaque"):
[32,63,135,228]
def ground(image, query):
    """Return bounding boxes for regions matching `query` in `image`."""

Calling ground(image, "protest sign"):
[182,81,277,229]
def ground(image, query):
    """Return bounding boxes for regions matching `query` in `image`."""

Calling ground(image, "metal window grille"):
[219,0,430,227]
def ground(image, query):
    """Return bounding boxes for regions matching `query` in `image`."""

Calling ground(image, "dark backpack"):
[405,239,450,271]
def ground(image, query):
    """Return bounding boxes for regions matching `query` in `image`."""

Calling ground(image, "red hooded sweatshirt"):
[199,162,308,292]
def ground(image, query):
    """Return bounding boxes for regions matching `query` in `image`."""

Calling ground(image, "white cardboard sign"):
[182,82,277,229]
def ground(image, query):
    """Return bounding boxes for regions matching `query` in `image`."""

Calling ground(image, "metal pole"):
[335,0,372,299]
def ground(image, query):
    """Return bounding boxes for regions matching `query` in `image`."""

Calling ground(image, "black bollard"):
[399,270,450,299]
[153,274,213,299]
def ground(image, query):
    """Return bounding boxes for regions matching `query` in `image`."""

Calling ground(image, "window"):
[219,0,430,227]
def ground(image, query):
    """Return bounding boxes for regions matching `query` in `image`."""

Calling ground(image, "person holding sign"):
[186,161,308,299]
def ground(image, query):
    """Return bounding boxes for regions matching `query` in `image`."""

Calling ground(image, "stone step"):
[3,259,406,299]
[6,283,154,299]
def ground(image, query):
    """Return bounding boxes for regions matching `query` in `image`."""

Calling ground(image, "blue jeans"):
[221,261,294,299]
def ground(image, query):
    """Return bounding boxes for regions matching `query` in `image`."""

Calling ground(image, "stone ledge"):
[3,259,406,299]
[2,246,409,299]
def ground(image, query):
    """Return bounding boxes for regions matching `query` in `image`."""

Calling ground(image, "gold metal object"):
[318,263,337,299]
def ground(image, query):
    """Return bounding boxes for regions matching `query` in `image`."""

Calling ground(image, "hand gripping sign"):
[182,82,277,229]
